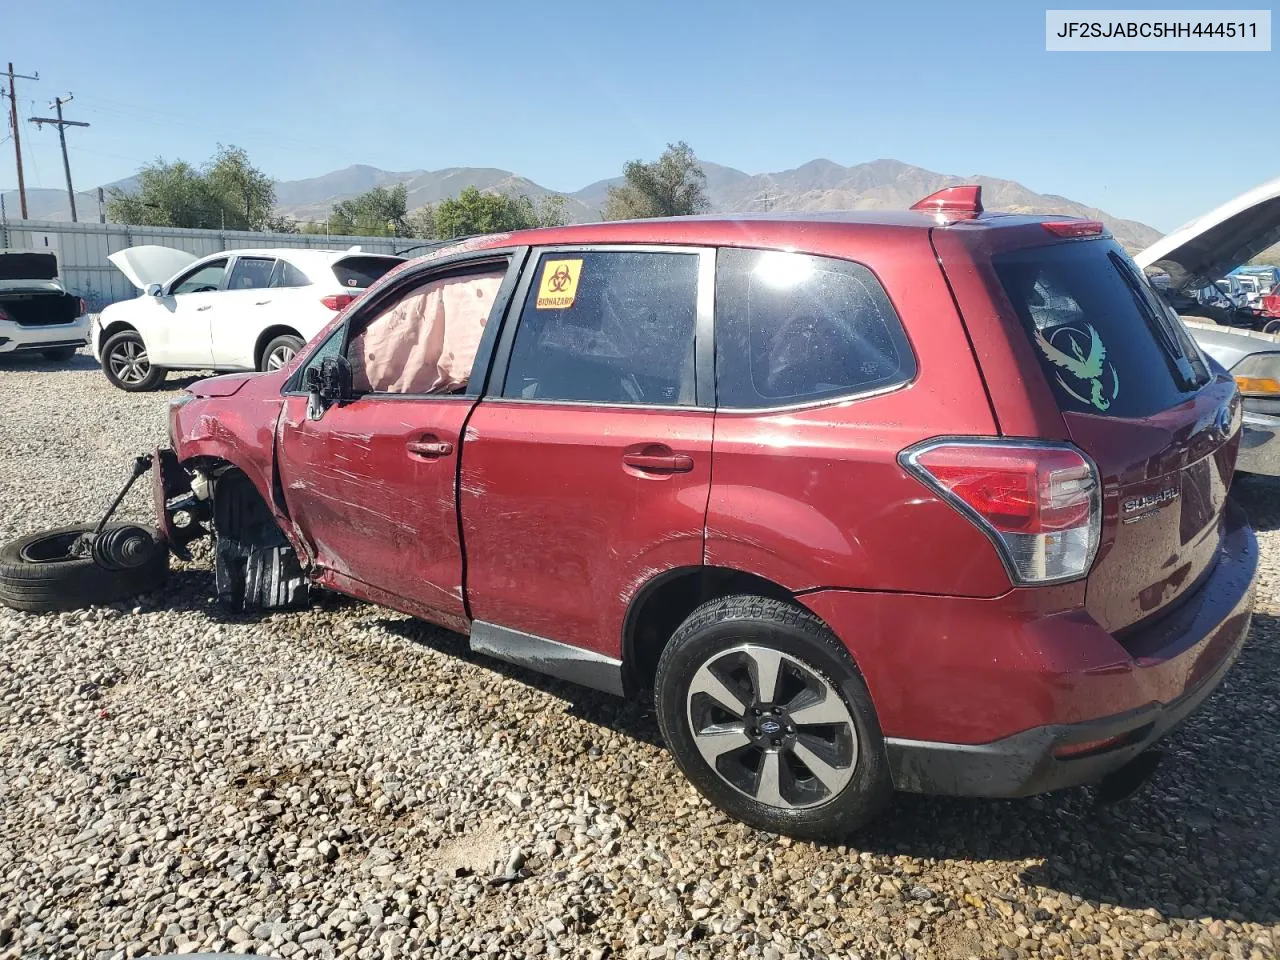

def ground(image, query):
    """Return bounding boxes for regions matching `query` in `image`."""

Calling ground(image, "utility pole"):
[30,94,89,222]
[3,63,38,219]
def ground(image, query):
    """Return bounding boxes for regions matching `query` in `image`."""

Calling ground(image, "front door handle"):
[196,305,212,312]
[254,299,271,306]
[622,452,694,473]
[407,439,454,458]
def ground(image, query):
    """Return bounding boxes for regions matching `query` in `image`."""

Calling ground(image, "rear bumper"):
[0,316,90,353]
[1236,409,1280,476]
[802,505,1256,798]
[883,606,1248,796]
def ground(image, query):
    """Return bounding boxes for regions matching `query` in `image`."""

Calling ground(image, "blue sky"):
[1,0,1275,231]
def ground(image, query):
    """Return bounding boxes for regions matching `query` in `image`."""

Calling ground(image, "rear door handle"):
[196,305,212,312]
[406,439,454,458]
[254,300,271,306]
[622,452,694,473]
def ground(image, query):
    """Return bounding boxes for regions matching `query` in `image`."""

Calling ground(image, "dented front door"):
[276,393,472,627]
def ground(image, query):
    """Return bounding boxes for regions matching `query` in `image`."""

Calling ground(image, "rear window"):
[715,248,916,408]
[332,255,404,290]
[993,239,1208,419]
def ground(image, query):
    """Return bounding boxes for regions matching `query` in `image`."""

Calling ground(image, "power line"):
[30,93,89,222]
[2,63,38,218]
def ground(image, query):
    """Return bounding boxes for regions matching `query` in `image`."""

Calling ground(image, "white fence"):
[0,219,427,310]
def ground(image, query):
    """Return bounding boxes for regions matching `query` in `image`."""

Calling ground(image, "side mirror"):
[145,283,163,298]
[305,356,352,420]
[318,356,352,402]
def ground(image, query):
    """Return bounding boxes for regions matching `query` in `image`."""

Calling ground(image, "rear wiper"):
[1110,254,1201,388]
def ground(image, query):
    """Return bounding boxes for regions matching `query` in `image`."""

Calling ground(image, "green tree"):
[405,203,438,240]
[433,187,568,239]
[603,141,709,221]
[106,145,280,230]
[205,145,277,230]
[326,184,410,236]
[106,159,218,228]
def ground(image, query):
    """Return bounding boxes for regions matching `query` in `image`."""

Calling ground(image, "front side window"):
[346,264,508,395]
[227,257,275,291]
[715,249,916,408]
[171,259,227,295]
[502,250,699,405]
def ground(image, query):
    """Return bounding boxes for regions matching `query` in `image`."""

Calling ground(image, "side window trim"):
[485,243,715,409]
[283,246,529,397]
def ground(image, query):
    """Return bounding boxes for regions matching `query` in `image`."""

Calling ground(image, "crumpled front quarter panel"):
[171,377,287,521]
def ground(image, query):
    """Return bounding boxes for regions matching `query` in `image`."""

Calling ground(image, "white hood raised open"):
[1135,176,1280,290]
[107,245,198,291]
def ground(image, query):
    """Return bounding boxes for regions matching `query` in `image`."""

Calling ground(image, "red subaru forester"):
[157,186,1256,838]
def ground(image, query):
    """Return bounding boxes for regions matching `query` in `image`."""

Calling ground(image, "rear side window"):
[269,259,311,288]
[715,249,915,408]
[993,240,1203,418]
[502,250,699,406]
[332,255,404,290]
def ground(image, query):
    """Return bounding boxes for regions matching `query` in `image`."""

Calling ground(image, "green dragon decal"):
[1034,323,1119,412]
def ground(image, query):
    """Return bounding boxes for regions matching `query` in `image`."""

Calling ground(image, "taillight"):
[321,293,359,312]
[1042,220,1105,238]
[900,439,1100,584]
[77,298,87,317]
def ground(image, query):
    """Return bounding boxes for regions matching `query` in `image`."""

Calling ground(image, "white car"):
[92,245,403,391]
[0,250,91,361]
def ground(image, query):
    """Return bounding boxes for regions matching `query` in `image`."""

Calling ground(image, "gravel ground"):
[0,352,1278,960]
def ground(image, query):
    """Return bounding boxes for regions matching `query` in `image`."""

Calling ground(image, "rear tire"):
[260,334,305,372]
[0,523,169,613]
[655,594,892,840]
[101,330,166,391]
[41,346,77,362]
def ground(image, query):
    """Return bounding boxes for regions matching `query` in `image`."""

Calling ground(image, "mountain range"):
[3,158,1162,252]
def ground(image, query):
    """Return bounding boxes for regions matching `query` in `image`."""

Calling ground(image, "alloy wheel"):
[685,643,858,810]
[266,344,296,371]
[108,339,150,385]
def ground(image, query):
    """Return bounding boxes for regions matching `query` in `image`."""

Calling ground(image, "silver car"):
[1135,175,1280,475]
[1181,321,1280,475]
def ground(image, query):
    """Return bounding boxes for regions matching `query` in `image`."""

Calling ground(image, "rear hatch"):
[330,254,404,290]
[986,235,1239,633]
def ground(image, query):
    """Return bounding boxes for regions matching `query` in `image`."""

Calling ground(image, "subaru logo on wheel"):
[760,719,782,735]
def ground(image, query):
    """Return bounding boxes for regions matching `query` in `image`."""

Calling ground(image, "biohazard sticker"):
[1034,323,1120,412]
[536,259,583,310]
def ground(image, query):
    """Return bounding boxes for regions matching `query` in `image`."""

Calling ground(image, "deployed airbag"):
[351,270,505,394]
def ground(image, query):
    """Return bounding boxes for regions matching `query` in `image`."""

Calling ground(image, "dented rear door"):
[459,246,715,660]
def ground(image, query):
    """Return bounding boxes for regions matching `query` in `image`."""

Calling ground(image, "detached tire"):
[0,523,169,613]
[655,595,892,840]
